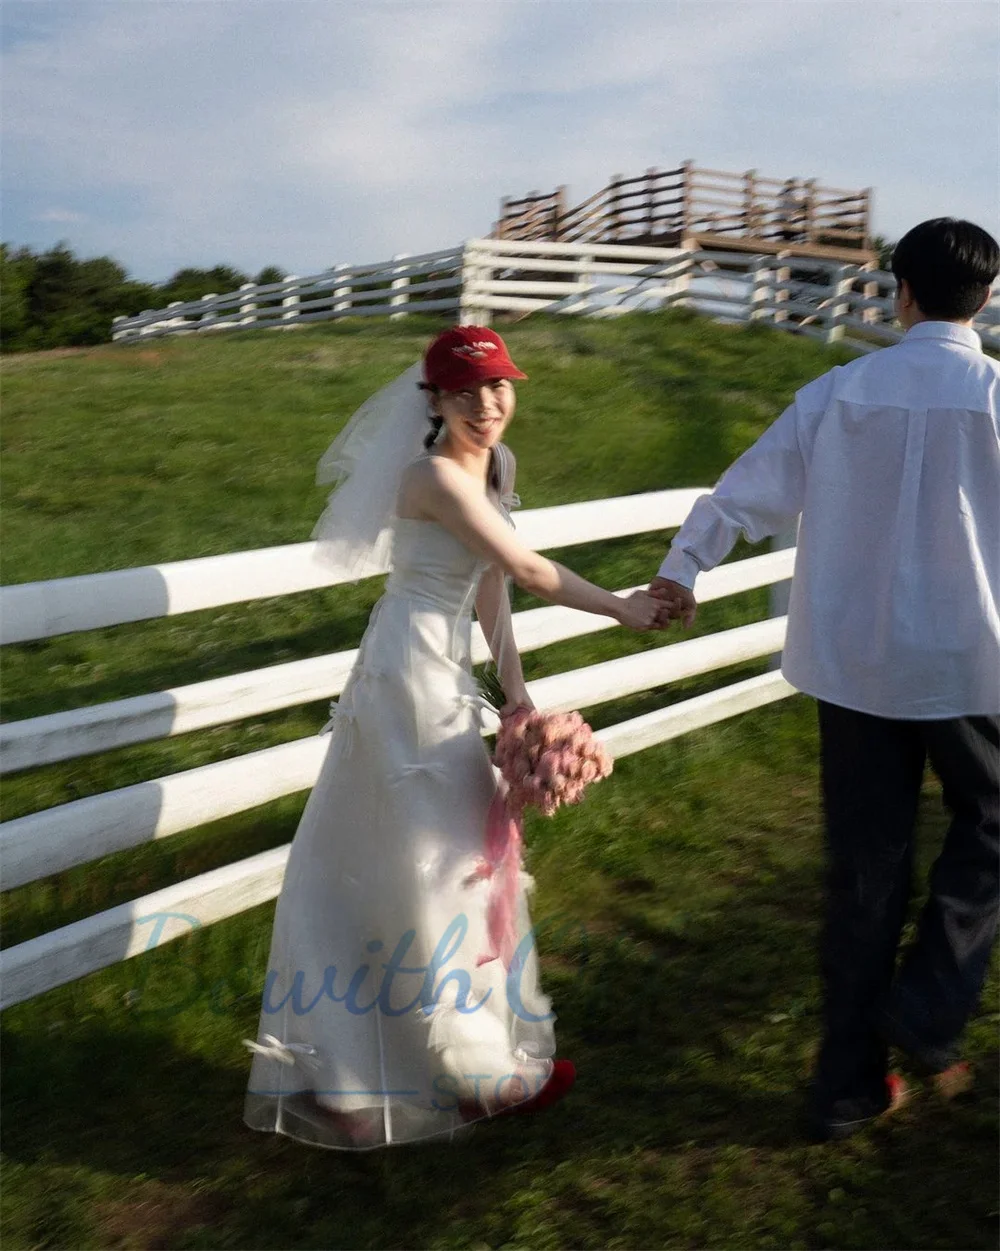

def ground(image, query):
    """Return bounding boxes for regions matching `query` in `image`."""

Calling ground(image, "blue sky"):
[3,0,997,283]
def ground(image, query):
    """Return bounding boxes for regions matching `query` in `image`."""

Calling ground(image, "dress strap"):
[494,443,521,512]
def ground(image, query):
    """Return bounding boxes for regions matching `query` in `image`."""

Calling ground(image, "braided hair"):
[424,415,444,449]
[418,382,443,449]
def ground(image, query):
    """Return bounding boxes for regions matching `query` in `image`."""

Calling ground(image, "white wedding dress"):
[243,446,556,1150]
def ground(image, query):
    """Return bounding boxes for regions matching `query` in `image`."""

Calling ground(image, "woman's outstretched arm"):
[406,456,664,631]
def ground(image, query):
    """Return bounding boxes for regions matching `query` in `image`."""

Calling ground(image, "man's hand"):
[648,576,697,628]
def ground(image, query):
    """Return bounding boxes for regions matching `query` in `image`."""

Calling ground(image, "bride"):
[243,325,666,1150]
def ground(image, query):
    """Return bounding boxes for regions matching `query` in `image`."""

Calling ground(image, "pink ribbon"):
[474,787,524,970]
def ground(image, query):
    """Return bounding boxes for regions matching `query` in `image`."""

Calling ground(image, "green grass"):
[2,312,997,1250]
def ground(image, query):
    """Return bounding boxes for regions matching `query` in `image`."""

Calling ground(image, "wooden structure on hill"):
[493,162,874,262]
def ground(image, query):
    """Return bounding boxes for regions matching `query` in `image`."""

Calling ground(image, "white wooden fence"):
[112,238,1000,354]
[0,489,801,1010]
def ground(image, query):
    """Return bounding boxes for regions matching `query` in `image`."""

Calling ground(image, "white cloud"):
[2,0,996,279]
[34,208,87,224]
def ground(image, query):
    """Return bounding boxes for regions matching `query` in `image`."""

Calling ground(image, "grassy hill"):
[2,312,996,1251]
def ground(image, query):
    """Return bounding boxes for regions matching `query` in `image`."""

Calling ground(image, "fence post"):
[459,242,490,326]
[771,258,790,324]
[803,178,817,244]
[281,275,300,327]
[861,265,880,325]
[645,166,657,238]
[497,196,511,240]
[390,253,410,319]
[577,251,595,312]
[748,255,771,322]
[667,251,692,310]
[526,190,541,240]
[239,282,257,327]
[199,293,218,331]
[743,169,757,236]
[333,264,351,317]
[824,264,853,344]
[679,159,694,237]
[553,185,567,240]
[609,173,623,241]
[768,520,798,670]
[861,186,874,252]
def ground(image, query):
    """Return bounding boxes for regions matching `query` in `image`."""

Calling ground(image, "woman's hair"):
[891,218,999,320]
[418,381,443,449]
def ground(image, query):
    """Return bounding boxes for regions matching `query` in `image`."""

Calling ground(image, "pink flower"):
[536,756,558,785]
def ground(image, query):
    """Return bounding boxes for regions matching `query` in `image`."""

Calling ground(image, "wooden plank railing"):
[494,163,871,254]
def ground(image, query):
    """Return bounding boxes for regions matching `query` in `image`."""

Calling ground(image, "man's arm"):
[658,394,814,590]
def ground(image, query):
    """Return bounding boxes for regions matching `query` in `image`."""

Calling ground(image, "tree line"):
[0,242,285,353]
[1,236,899,355]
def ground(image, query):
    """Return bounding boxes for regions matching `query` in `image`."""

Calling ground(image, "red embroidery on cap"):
[452,341,499,360]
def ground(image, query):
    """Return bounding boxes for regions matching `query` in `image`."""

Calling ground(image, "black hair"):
[418,381,443,449]
[890,218,999,321]
[416,381,500,488]
[423,416,444,450]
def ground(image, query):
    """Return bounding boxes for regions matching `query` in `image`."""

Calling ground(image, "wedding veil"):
[310,361,429,580]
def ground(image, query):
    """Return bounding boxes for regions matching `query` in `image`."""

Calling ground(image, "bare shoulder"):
[397,452,469,518]
[397,453,436,518]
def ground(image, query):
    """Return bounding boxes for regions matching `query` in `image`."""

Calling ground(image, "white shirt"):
[658,322,1000,719]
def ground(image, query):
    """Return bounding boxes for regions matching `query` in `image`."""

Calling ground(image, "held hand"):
[616,589,667,631]
[648,576,697,628]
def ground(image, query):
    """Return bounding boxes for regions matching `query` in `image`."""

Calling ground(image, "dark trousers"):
[813,701,999,1110]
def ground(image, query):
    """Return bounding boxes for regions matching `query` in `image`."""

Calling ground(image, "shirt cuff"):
[657,548,700,589]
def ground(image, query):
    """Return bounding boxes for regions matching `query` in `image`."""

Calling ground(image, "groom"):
[651,218,1000,1141]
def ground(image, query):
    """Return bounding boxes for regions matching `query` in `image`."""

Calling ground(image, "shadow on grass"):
[4,856,997,1250]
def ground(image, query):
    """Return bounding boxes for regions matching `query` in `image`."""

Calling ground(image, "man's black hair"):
[891,218,999,321]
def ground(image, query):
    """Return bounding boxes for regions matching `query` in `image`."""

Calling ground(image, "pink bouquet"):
[493,707,613,818]
[472,707,612,970]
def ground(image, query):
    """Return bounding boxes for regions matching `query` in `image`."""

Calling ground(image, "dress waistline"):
[381,582,476,617]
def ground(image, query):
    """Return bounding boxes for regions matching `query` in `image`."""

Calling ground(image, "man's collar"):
[903,320,983,352]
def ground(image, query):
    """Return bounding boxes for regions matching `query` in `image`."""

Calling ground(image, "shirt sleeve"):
[657,380,828,587]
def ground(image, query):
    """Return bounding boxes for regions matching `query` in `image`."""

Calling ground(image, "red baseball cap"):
[423,325,527,391]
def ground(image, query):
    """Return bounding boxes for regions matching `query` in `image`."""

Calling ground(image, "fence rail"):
[494,162,872,255]
[112,239,1000,355]
[2,484,803,1008]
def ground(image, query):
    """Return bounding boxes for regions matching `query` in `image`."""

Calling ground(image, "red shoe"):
[458,1059,576,1122]
[506,1059,576,1115]
[885,1072,910,1113]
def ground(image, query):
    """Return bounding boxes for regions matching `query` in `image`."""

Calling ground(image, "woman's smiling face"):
[434,378,516,452]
